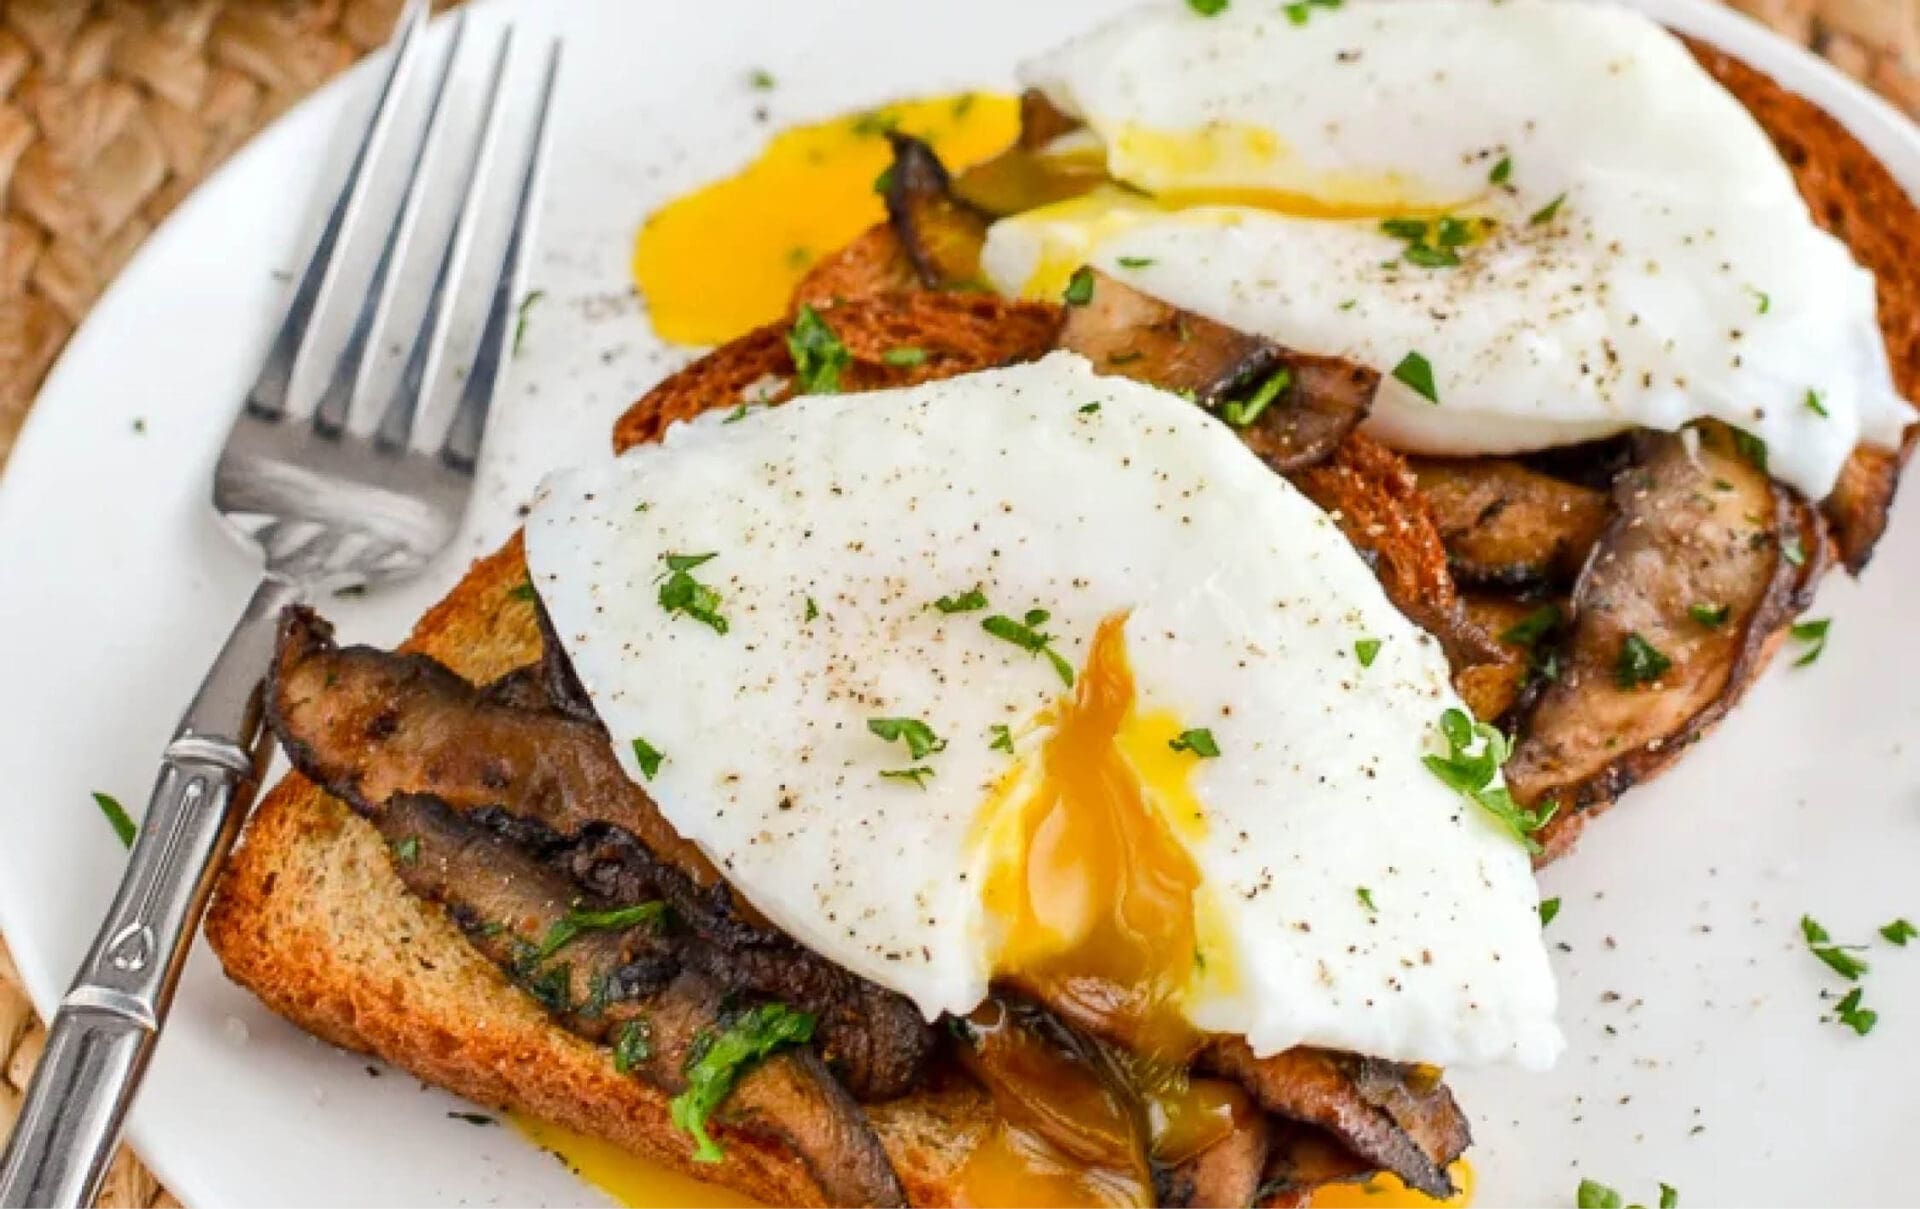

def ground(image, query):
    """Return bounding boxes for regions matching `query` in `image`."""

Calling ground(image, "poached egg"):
[526,352,1561,1073]
[982,0,1915,501]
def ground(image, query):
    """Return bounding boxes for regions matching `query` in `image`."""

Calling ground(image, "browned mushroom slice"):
[882,133,993,289]
[1290,435,1518,719]
[370,795,907,1206]
[1409,457,1612,589]
[1823,444,1905,573]
[1016,87,1084,150]
[1200,1042,1467,1201]
[1057,269,1376,473]
[1505,424,1822,854]
[1253,1121,1376,1208]
[267,607,936,1100]
[1158,1111,1271,1208]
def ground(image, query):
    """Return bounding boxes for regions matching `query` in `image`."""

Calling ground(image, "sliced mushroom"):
[267,607,935,1100]
[1157,1112,1271,1208]
[951,89,1106,217]
[1505,424,1824,857]
[1056,269,1375,474]
[1199,1042,1469,1201]
[1409,457,1612,589]
[882,133,993,289]
[369,794,906,1206]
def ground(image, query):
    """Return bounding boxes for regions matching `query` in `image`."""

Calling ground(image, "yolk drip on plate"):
[632,92,1018,345]
[1311,1162,1477,1208]
[958,613,1248,1205]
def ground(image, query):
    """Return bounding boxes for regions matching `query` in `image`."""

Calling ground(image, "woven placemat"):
[0,1,1915,1204]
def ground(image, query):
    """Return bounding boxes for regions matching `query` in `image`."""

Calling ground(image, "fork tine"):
[441,39,563,473]
[375,28,515,452]
[242,0,428,422]
[311,12,468,437]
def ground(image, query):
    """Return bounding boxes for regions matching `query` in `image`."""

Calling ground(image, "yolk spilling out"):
[960,613,1246,1206]
[981,612,1221,1063]
[632,92,1019,346]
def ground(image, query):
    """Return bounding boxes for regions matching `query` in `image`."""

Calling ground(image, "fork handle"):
[0,576,300,1208]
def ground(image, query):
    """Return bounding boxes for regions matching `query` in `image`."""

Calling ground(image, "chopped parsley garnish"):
[1833,987,1877,1036]
[1489,156,1513,186]
[1501,604,1561,649]
[786,304,850,394]
[1392,351,1439,403]
[1881,918,1917,946]
[1781,535,1806,567]
[873,164,895,195]
[1614,632,1671,689]
[1403,243,1462,268]
[1355,638,1382,667]
[850,108,900,137]
[671,1003,816,1162]
[1283,0,1341,25]
[1529,192,1568,226]
[1079,402,1102,415]
[804,596,819,622]
[1356,886,1377,913]
[613,1019,652,1074]
[882,346,928,367]
[391,835,420,865]
[879,766,935,789]
[934,586,988,613]
[631,737,665,779]
[1790,618,1830,667]
[1801,915,1869,980]
[1339,298,1358,311]
[1169,728,1221,758]
[1751,287,1771,314]
[1223,368,1293,427]
[1731,427,1768,472]
[1424,709,1555,854]
[92,792,135,848]
[1576,1179,1622,1209]
[722,403,751,423]
[1063,265,1096,306]
[658,552,728,634]
[1187,0,1228,13]
[1117,256,1156,269]
[1380,217,1429,242]
[1805,389,1829,418]
[1661,1184,1680,1209]
[1435,216,1474,248]
[989,724,1014,753]
[748,68,775,90]
[868,717,948,760]
[983,611,1075,686]
[1688,603,1730,628]
[512,289,544,356]
[535,901,668,964]
[509,581,537,602]
[1539,897,1561,927]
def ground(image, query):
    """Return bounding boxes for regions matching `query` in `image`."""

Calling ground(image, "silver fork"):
[0,6,559,1204]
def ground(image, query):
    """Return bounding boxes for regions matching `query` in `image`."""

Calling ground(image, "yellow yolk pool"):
[632,92,1018,345]
[1311,1161,1477,1208]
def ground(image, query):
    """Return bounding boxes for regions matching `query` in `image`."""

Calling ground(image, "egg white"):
[983,0,1914,500]
[526,354,1561,1070]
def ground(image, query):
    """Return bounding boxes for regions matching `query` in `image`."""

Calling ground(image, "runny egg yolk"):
[631,93,1019,346]
[959,614,1246,1205]
[981,611,1224,1063]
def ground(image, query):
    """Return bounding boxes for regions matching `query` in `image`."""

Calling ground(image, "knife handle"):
[0,576,298,1208]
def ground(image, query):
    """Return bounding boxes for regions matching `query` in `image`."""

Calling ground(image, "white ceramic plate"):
[3,1,1918,1205]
